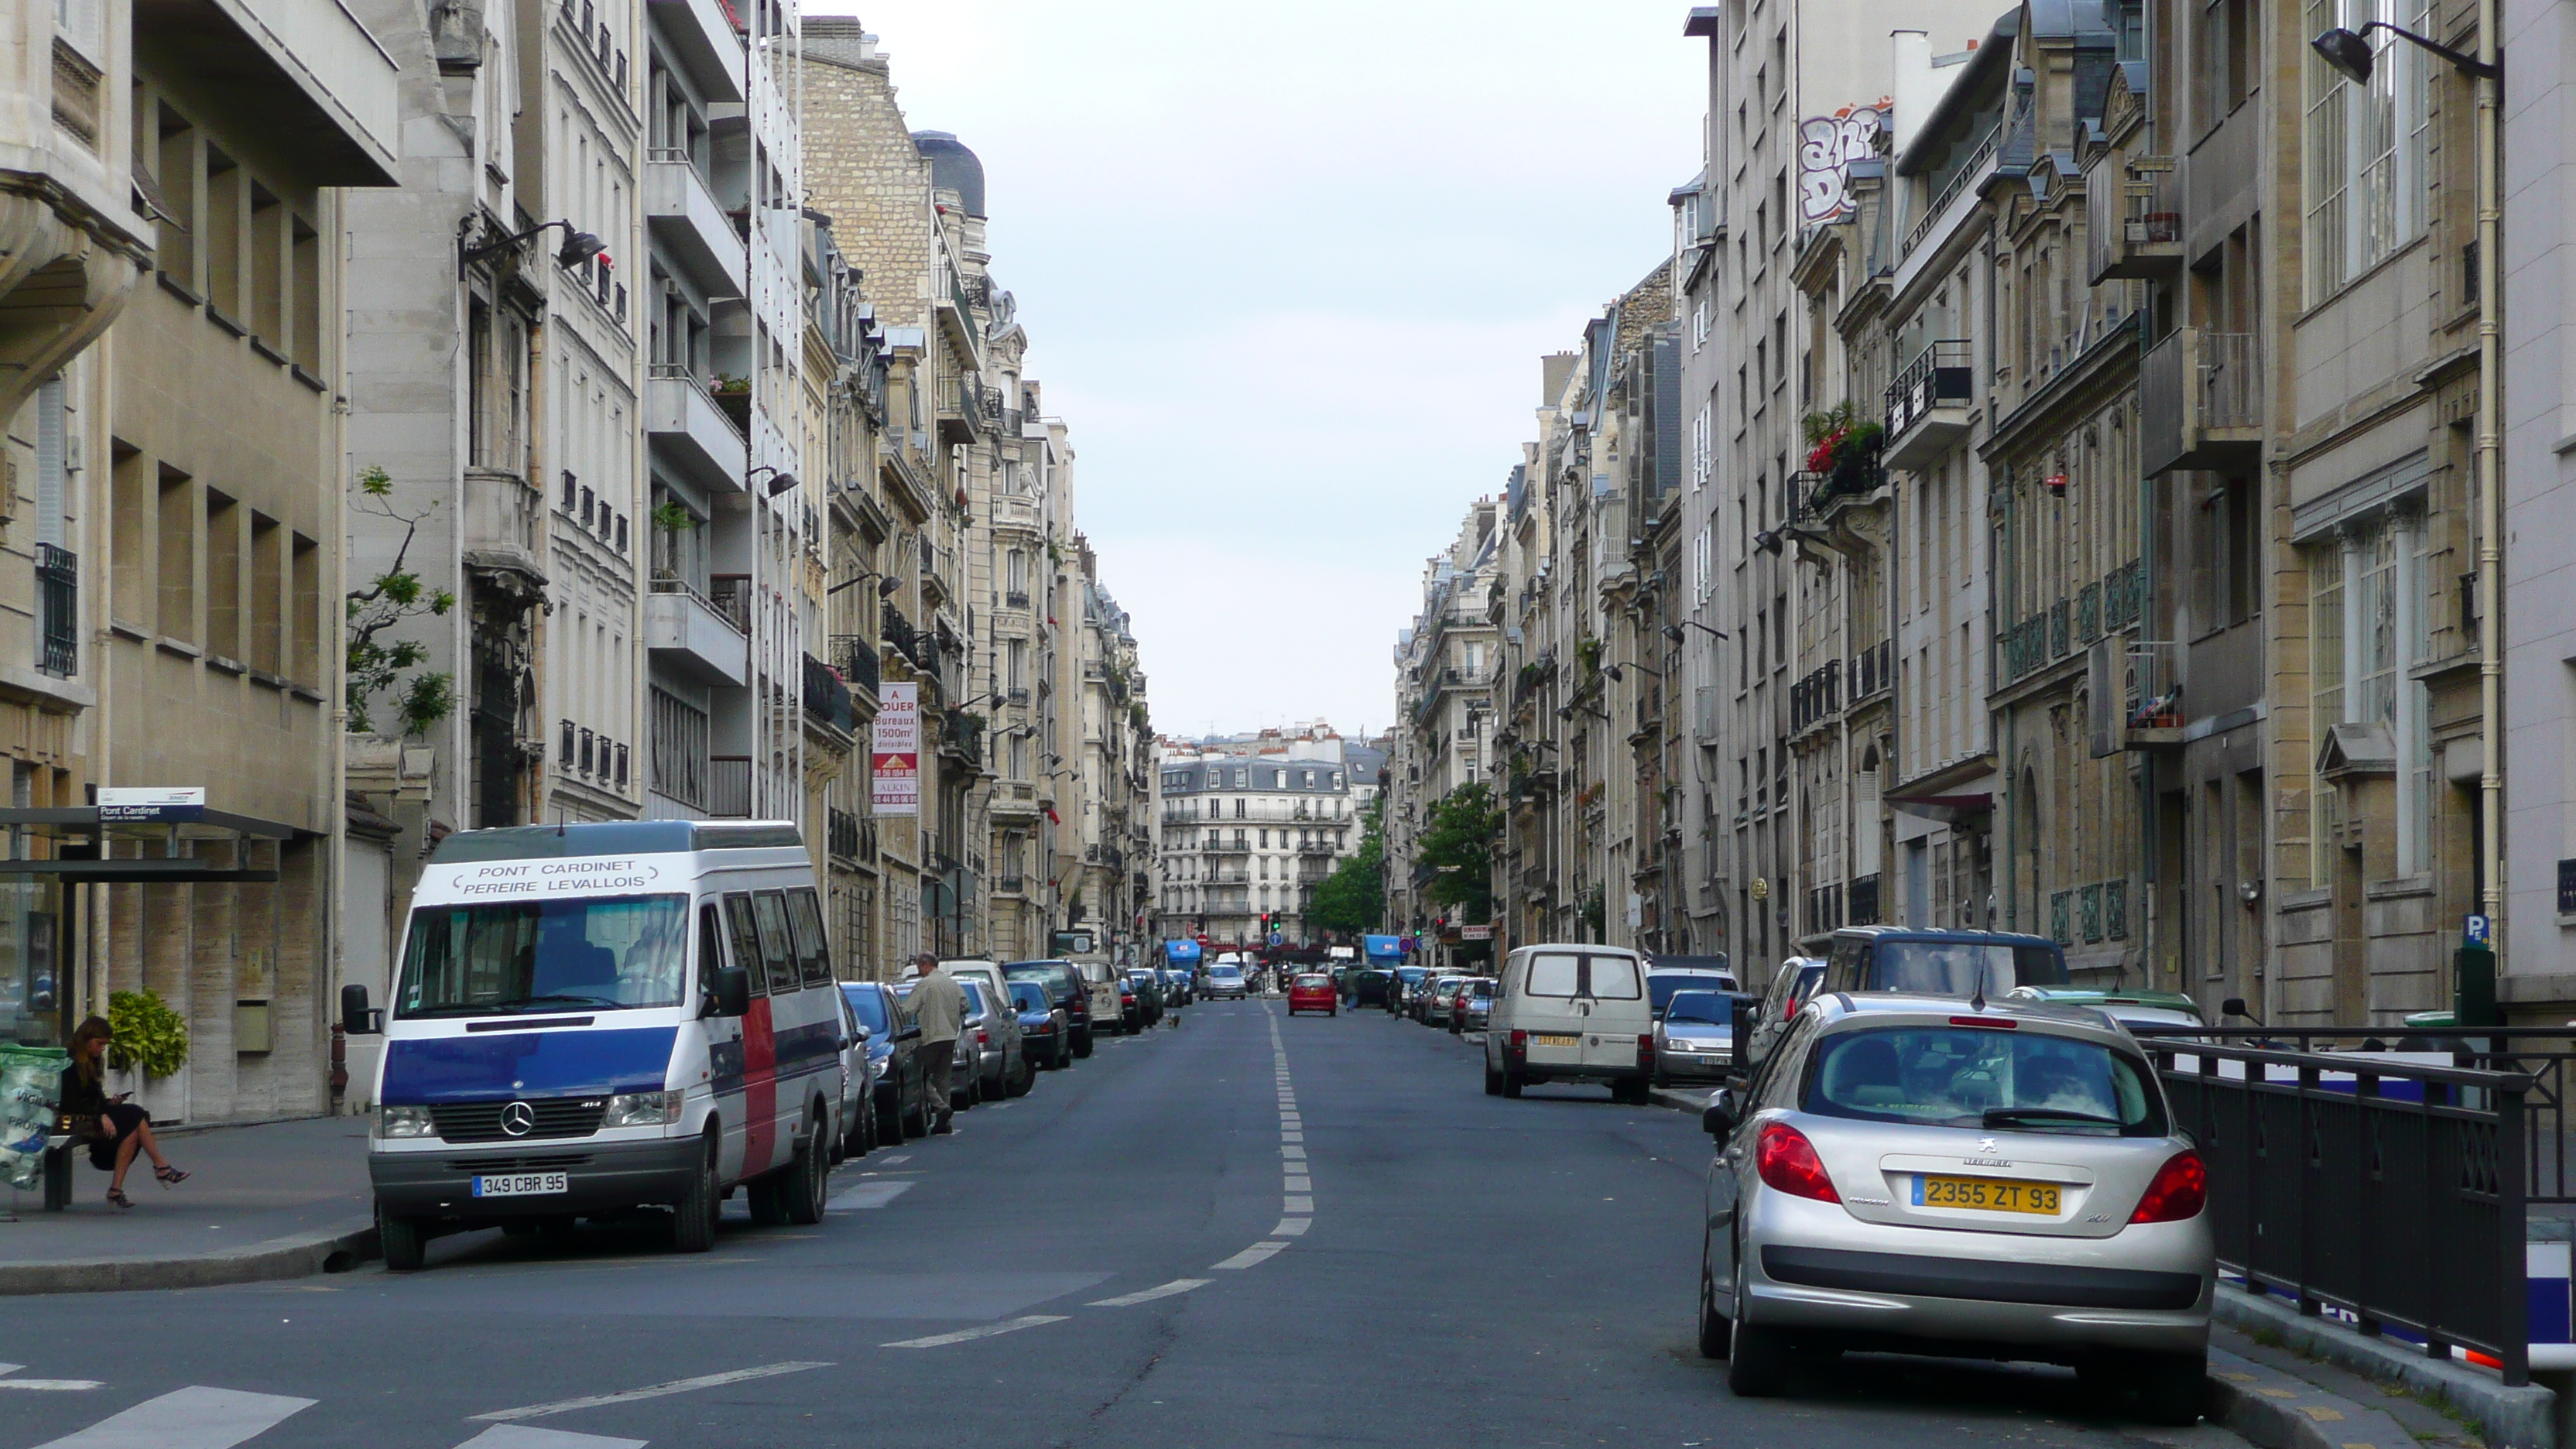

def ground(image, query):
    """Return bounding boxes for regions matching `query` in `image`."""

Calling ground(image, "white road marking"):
[827,1180,916,1211]
[880,1315,1067,1348]
[0,1365,103,1391]
[875,1153,912,1164]
[30,1386,314,1449]
[1285,1175,1311,1192]
[1212,1241,1288,1270]
[1280,1131,1303,1142]
[1284,1194,1314,1213]
[1281,1145,1307,1160]
[454,1427,648,1449]
[1272,1217,1312,1237]
[1086,1278,1211,1307]
[469,1363,830,1422]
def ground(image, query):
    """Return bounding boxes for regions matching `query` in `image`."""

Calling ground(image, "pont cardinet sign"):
[872,683,919,817]
[98,786,206,823]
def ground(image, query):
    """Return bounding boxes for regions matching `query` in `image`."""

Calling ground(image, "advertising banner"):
[871,682,919,817]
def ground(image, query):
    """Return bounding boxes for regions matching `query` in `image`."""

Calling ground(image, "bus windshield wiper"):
[504,994,620,1011]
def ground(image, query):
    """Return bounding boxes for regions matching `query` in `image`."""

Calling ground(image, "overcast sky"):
[808,2,1704,742]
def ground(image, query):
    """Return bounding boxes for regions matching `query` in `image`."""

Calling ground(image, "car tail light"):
[1636,1033,1655,1069]
[975,1029,989,1046]
[1949,1016,2016,1029]
[2129,1150,2208,1223]
[1754,1122,1841,1203]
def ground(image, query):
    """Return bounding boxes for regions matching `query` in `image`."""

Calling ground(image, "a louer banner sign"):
[872,683,919,817]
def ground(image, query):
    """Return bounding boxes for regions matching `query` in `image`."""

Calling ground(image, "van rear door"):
[1577,953,1646,1073]
[1514,951,1590,1071]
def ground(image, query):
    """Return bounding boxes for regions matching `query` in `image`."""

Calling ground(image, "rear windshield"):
[1523,953,1643,999]
[1801,1026,2166,1136]
[840,984,888,1035]
[1211,966,1242,979]
[1862,940,2067,995]
[1009,982,1050,1011]
[1296,975,1329,988]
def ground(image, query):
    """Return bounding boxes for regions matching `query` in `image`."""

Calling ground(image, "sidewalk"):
[0,1115,378,1295]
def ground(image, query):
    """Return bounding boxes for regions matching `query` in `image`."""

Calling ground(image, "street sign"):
[1269,933,1283,947]
[1461,923,1493,941]
[98,786,204,824]
[2465,913,2493,947]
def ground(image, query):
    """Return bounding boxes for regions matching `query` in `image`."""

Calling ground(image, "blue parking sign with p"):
[2465,913,2493,947]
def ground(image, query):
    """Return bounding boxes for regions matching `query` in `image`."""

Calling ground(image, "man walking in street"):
[903,953,966,1136]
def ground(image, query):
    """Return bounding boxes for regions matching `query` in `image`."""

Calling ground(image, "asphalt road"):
[0,999,2258,1448]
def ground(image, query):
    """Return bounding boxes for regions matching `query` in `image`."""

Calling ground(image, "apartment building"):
[1156,728,1363,948]
[1388,502,1499,947]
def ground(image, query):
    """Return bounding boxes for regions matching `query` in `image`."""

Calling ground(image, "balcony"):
[881,604,925,673]
[2085,153,2180,283]
[1882,339,1973,471]
[1201,840,1252,857]
[939,710,984,773]
[1901,119,2002,260]
[1790,661,1843,734]
[646,574,748,687]
[920,538,954,608]
[461,468,547,593]
[645,0,744,101]
[934,270,984,365]
[1850,639,1893,703]
[992,493,1041,534]
[191,0,399,185]
[36,546,76,680]
[646,154,747,300]
[2141,327,2262,476]
[803,653,854,738]
[646,366,748,493]
[827,632,881,700]
[935,375,992,444]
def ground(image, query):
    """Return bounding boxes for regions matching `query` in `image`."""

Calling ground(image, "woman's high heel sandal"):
[105,1188,132,1209]
[154,1165,187,1186]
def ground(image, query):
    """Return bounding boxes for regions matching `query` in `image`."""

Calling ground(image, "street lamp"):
[748,465,800,498]
[1662,622,1730,643]
[825,570,901,598]
[2308,21,2498,82]
[1604,663,1662,682]
[462,218,609,270]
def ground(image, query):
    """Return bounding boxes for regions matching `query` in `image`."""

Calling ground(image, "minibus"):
[351,820,853,1269]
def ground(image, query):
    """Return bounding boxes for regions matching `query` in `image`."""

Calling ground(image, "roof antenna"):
[1969,964,1986,1014]
[556,803,567,838]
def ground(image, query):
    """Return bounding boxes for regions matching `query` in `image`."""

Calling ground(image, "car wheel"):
[2132,1351,2206,1426]
[783,1128,828,1226]
[669,1134,720,1254]
[379,1208,429,1272]
[1726,1257,1791,1396]
[1484,1063,1503,1096]
[1697,1249,1732,1358]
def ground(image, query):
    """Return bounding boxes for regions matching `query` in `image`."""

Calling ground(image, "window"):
[153,104,197,289]
[394,894,691,1016]
[204,146,242,318]
[723,893,766,995]
[2303,0,2427,300]
[156,466,193,639]
[204,489,238,659]
[250,513,282,673]
[291,533,320,684]
[750,890,796,993]
[786,887,833,986]
[1694,296,1711,349]
[1804,1027,2164,1135]
[1691,405,1711,490]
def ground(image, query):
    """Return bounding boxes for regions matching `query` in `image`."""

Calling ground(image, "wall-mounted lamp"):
[2310,22,2496,83]
[1663,622,1731,644]
[826,570,902,598]
[749,465,800,498]
[464,218,610,270]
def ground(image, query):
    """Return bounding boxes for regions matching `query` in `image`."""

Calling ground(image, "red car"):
[1286,973,1338,1016]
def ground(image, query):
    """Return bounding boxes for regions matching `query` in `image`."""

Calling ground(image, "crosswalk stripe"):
[30,1386,314,1449]
[468,1363,830,1423]
[826,1180,915,1211]
[454,1427,649,1449]
[1212,1241,1288,1270]
[1086,1278,1211,1307]
[880,1314,1067,1348]
[0,1379,105,1391]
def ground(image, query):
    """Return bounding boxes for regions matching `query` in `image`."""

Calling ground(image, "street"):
[2,1001,2260,1449]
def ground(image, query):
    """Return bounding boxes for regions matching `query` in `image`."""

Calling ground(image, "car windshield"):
[395,894,689,1017]
[1662,991,1733,1027]
[1802,1026,2166,1136]
[1009,982,1049,1011]
[1865,940,2067,993]
[841,984,889,1035]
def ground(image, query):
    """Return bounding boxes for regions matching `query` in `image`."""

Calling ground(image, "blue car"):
[841,981,927,1142]
[1009,980,1070,1070]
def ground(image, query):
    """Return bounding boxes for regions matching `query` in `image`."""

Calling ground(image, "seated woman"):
[60,1016,184,1209]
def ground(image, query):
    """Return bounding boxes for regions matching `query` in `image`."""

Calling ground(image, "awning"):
[1884,792,1995,826]
[0,804,297,883]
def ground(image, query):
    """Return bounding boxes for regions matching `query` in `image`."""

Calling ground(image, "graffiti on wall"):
[1797,105,1889,225]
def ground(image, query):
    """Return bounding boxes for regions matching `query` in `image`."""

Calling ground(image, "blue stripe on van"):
[382,1026,677,1104]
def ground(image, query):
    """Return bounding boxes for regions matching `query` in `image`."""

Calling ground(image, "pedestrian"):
[59,1016,186,1209]
[903,953,966,1136]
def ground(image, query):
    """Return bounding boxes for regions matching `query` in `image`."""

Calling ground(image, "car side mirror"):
[339,982,382,1036]
[1702,1091,1738,1136]
[709,966,752,1018]
[851,1023,871,1043]
[2221,997,2250,1019]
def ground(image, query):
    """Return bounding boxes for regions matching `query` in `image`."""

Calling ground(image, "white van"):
[355,820,853,1270]
[1482,943,1654,1105]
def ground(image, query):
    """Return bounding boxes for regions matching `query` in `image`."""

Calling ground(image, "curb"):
[2205,1345,2420,1449]
[1649,1085,1716,1116]
[0,1216,379,1297]
[2215,1283,2559,1449]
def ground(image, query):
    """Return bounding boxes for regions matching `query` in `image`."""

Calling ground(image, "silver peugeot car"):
[1696,992,2213,1423]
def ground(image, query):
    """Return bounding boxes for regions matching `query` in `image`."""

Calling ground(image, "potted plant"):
[1801,402,1884,498]
[105,988,190,1123]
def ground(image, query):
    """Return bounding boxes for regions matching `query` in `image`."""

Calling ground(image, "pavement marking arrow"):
[469,1362,831,1422]
[1087,1279,1211,1307]
[881,1315,1068,1348]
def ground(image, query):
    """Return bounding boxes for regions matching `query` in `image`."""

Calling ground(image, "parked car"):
[2002,985,2208,1036]
[1484,944,1654,1104]
[1743,957,1828,1071]
[959,980,1031,1099]
[1696,992,2211,1423]
[1819,926,2069,996]
[1416,975,1467,1024]
[1649,964,1741,1019]
[1352,968,1395,1007]
[843,981,925,1141]
[1459,977,1495,1033]
[1005,959,1094,1059]
[1651,988,1750,1086]
[1125,968,1166,1028]
[1286,973,1338,1016]
[1447,977,1493,1033]
[829,985,875,1161]
[1009,980,1070,1069]
[1160,968,1194,1008]
[897,978,985,1109]
[1204,964,1249,1000]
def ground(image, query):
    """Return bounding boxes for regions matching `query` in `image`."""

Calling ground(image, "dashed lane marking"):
[1284,1194,1314,1213]
[880,1315,1068,1348]
[826,1180,916,1211]
[1285,1176,1311,1193]
[1087,1278,1212,1307]
[1213,1242,1288,1270]
[1272,1217,1311,1237]
[468,1363,831,1422]
[875,1153,912,1164]
[0,1365,102,1391]
[29,1386,314,1449]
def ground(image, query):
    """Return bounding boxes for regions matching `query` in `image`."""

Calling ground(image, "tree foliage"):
[1309,800,1385,936]
[1420,781,1500,926]
[346,465,457,736]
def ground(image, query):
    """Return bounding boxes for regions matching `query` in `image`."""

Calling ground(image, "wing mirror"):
[339,983,383,1036]
[708,966,752,1018]
[1702,1088,1739,1136]
[851,1023,871,1043]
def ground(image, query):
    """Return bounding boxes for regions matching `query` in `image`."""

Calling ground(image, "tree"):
[1420,781,1499,927]
[1310,800,1385,935]
[345,465,456,736]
